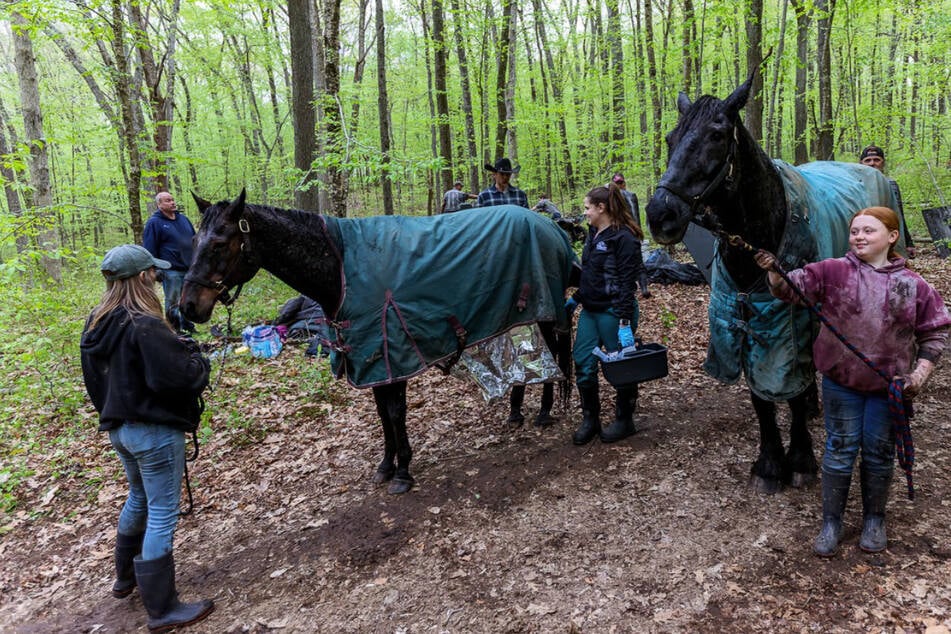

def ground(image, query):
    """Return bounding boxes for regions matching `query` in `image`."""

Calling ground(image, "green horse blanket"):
[321,206,578,388]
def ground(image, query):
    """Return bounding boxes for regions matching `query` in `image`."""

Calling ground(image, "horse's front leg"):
[372,381,414,494]
[749,391,785,494]
[784,382,819,488]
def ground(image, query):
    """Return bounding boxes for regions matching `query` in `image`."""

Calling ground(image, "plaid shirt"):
[477,184,529,209]
[442,188,469,213]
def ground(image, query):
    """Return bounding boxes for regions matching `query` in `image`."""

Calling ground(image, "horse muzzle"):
[646,190,691,245]
[180,284,218,324]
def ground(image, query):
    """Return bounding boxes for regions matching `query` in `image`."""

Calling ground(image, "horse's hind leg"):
[784,382,819,488]
[508,386,527,426]
[371,386,397,484]
[373,381,414,494]
[532,321,561,428]
[749,392,785,494]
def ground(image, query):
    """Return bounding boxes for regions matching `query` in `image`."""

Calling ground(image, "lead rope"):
[180,300,239,516]
[724,233,916,499]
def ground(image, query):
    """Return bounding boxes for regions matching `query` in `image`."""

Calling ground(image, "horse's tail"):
[555,323,573,408]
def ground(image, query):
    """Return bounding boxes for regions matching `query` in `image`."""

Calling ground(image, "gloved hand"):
[565,297,579,317]
[618,323,635,348]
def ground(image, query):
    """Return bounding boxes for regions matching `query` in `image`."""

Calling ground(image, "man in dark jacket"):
[143,192,197,332]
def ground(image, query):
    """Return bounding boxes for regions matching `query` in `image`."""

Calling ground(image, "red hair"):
[850,206,901,260]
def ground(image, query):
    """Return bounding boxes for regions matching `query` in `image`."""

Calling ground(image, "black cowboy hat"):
[484,157,520,174]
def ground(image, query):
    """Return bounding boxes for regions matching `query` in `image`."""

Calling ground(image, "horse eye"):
[709,130,723,142]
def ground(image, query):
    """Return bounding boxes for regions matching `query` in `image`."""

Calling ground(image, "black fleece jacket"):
[573,224,640,321]
[80,307,210,432]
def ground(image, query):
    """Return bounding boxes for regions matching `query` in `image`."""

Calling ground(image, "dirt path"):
[3,254,950,633]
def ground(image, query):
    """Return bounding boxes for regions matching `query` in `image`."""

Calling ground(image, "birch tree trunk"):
[12,12,61,282]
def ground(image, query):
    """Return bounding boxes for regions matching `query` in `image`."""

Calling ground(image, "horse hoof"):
[533,412,555,427]
[749,473,783,495]
[372,468,395,484]
[788,471,817,488]
[387,478,414,495]
[507,413,525,427]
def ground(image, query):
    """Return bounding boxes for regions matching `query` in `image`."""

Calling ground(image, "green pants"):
[573,304,639,387]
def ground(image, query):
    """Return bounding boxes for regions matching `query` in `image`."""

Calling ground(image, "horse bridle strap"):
[657,126,739,219]
[184,218,255,306]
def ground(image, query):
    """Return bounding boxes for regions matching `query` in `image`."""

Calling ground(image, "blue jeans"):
[109,422,185,560]
[821,376,895,478]
[573,305,639,387]
[162,269,187,330]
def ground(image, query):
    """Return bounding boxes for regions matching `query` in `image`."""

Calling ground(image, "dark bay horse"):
[645,77,902,493]
[181,191,578,494]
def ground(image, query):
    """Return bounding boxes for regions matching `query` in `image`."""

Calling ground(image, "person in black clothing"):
[567,183,645,445]
[859,145,916,258]
[80,244,214,632]
[611,172,650,297]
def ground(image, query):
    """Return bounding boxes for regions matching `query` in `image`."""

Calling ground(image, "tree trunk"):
[289,0,320,210]
[532,0,574,189]
[607,0,624,166]
[449,0,480,192]
[642,0,662,182]
[744,0,764,144]
[0,94,26,261]
[494,0,512,158]
[376,0,395,215]
[792,0,810,164]
[504,0,518,161]
[108,0,144,241]
[321,0,346,217]
[12,11,61,282]
[814,0,836,160]
[432,0,454,193]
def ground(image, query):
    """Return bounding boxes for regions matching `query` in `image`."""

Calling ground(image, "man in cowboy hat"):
[477,157,529,208]
[860,144,916,258]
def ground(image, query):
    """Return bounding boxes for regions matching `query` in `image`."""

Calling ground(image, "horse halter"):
[184,218,255,306]
[656,125,739,225]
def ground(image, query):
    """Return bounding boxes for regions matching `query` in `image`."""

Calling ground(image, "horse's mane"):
[671,95,724,138]
[199,199,326,234]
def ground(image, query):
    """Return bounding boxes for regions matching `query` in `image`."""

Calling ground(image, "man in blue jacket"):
[143,192,196,333]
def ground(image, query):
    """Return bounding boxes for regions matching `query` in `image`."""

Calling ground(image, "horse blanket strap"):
[704,160,903,402]
[321,206,577,387]
[440,315,469,374]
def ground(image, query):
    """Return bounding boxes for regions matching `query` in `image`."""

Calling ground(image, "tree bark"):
[791,0,810,164]
[432,0,454,193]
[814,0,836,160]
[0,94,26,261]
[744,0,764,144]
[12,11,61,282]
[449,0,480,192]
[375,0,394,215]
[494,0,512,158]
[642,0,662,182]
[607,0,624,166]
[531,0,574,189]
[289,0,319,210]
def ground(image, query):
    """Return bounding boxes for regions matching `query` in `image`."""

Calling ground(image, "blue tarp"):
[323,206,578,388]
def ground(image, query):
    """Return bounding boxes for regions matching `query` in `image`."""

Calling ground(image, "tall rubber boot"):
[859,467,892,553]
[814,471,852,557]
[600,385,638,443]
[572,385,600,445]
[112,532,144,598]
[134,553,215,633]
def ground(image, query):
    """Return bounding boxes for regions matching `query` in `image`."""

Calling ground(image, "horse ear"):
[225,188,247,222]
[192,192,212,214]
[722,73,754,120]
[677,92,692,115]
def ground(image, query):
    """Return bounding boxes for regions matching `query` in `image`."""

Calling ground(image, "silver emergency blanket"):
[451,324,564,402]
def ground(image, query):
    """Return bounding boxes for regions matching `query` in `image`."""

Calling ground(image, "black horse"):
[181,191,577,494]
[645,76,900,493]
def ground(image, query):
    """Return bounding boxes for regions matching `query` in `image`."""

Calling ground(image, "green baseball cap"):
[101,244,171,281]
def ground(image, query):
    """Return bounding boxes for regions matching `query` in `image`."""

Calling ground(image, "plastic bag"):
[242,325,283,359]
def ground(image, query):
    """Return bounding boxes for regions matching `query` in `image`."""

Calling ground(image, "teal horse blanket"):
[704,161,902,400]
[321,206,578,388]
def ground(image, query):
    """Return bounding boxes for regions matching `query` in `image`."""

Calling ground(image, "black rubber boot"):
[572,385,600,445]
[814,471,852,557]
[600,385,638,443]
[134,553,215,633]
[859,467,892,553]
[112,532,144,598]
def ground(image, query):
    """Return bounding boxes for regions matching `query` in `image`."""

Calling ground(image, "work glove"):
[618,323,635,348]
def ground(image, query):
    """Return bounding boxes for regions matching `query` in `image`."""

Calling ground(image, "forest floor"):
[2,251,951,633]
